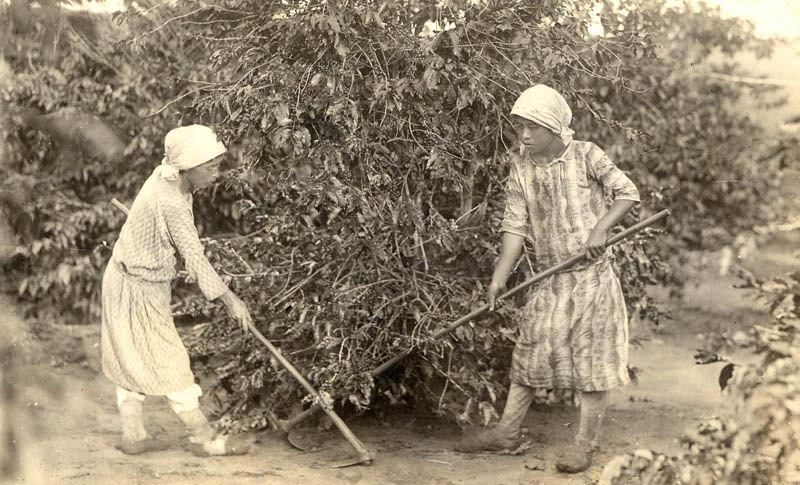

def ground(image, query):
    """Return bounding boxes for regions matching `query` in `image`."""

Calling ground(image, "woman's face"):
[184,155,224,190]
[512,115,558,155]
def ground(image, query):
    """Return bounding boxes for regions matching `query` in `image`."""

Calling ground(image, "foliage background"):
[0,0,792,436]
[600,262,800,484]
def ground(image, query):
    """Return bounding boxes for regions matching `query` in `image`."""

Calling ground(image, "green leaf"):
[327,16,341,34]
[57,264,71,286]
[335,41,350,58]
[273,102,291,125]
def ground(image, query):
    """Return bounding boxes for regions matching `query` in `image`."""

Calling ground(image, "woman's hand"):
[585,229,607,260]
[220,290,253,331]
[488,233,525,311]
[488,279,506,311]
[585,199,636,260]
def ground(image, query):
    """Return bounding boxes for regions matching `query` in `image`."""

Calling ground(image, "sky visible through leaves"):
[56,0,800,39]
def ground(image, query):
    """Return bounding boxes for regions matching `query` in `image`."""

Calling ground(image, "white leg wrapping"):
[116,386,145,408]
[166,384,203,414]
[116,387,147,442]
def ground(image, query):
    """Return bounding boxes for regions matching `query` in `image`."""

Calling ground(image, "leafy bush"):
[174,0,679,426]
[0,0,787,430]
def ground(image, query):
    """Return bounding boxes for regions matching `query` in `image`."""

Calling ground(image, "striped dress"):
[500,141,640,392]
[101,174,229,395]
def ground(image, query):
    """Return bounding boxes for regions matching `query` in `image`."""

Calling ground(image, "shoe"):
[188,432,255,457]
[556,441,592,473]
[117,437,170,455]
[454,429,524,453]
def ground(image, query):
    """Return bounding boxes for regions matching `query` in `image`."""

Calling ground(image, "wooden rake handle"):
[246,325,373,463]
[284,208,671,430]
[111,198,130,215]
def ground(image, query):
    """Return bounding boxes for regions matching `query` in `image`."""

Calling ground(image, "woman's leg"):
[576,390,608,446]
[556,390,609,473]
[117,387,147,442]
[454,382,536,452]
[167,384,215,442]
[116,387,170,454]
[167,384,252,456]
[496,382,538,438]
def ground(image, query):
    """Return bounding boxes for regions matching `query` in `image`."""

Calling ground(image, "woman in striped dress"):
[455,85,640,473]
[102,125,254,456]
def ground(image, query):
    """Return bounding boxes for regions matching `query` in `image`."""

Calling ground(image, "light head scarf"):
[153,125,227,181]
[510,84,574,146]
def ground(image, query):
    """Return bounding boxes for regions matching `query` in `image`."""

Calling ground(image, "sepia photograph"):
[1,0,799,483]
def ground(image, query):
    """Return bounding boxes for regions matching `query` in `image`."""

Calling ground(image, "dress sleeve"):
[161,195,229,301]
[500,156,529,238]
[585,143,640,203]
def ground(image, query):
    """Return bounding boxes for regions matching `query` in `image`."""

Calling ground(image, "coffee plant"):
[0,0,788,429]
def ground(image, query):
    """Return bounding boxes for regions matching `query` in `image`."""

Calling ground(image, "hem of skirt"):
[103,368,195,397]
[510,375,630,392]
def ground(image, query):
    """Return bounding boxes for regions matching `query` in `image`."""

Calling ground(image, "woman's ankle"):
[575,436,599,453]
[176,408,215,443]
[493,424,521,440]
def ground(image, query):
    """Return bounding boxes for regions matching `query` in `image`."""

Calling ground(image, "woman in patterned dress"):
[455,85,640,473]
[102,125,254,456]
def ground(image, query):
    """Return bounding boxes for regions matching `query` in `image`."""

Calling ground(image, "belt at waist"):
[111,258,172,285]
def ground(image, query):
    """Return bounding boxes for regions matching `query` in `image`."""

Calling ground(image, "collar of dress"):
[522,141,574,168]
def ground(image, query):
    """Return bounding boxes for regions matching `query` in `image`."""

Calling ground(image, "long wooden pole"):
[284,209,671,430]
[246,325,373,463]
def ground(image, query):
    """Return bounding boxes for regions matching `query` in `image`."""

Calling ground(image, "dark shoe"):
[189,432,255,457]
[117,437,170,455]
[454,429,523,453]
[556,442,592,473]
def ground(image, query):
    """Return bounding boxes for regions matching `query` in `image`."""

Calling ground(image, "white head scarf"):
[152,125,227,181]
[510,84,574,145]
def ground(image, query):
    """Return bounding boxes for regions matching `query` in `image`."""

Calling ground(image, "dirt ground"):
[2,222,799,485]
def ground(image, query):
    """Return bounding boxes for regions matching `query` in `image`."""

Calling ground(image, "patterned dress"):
[101,173,229,395]
[500,141,640,392]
